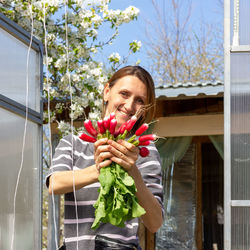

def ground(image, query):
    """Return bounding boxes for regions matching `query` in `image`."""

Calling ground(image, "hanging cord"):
[42,2,59,249]
[64,1,79,249]
[10,4,33,250]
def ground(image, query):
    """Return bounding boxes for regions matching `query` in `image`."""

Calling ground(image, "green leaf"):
[91,198,106,229]
[99,166,115,194]
[132,197,146,218]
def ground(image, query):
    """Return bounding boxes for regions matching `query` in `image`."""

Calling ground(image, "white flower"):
[43,56,53,66]
[90,47,98,53]
[129,40,142,52]
[55,57,66,69]
[88,111,100,120]
[70,103,84,119]
[98,76,107,84]
[92,14,102,25]
[124,6,140,19]
[57,121,72,135]
[80,64,89,72]
[108,52,120,63]
[72,74,80,82]
[94,98,102,107]
[90,67,102,77]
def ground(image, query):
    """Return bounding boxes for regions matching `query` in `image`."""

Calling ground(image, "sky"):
[97,0,223,74]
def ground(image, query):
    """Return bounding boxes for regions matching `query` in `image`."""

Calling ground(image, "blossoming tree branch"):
[1,0,141,134]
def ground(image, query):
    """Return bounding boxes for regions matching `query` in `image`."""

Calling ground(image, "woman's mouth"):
[117,109,132,119]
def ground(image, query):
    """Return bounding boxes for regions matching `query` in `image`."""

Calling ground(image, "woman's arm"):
[128,165,163,233]
[49,137,112,195]
[48,165,99,195]
[106,139,163,233]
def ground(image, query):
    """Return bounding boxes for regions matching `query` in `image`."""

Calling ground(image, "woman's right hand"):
[94,138,113,172]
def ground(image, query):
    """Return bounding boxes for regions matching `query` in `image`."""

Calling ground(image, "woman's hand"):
[106,139,139,172]
[94,138,113,171]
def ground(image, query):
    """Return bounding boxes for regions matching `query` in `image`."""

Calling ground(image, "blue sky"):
[97,0,223,73]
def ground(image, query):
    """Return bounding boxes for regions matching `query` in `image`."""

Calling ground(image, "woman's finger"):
[97,152,113,164]
[94,137,108,149]
[96,159,112,172]
[107,139,139,161]
[110,156,134,171]
[116,139,138,153]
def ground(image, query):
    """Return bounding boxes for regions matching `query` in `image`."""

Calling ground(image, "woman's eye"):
[120,91,128,97]
[137,99,144,105]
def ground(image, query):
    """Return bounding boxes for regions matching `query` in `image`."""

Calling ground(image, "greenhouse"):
[1,0,250,249]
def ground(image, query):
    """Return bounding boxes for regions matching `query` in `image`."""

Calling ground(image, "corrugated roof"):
[155,81,224,99]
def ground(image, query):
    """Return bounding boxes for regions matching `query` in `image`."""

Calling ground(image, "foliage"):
[1,0,141,135]
[92,163,145,229]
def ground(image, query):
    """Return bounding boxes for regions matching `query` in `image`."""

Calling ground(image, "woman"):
[46,66,163,249]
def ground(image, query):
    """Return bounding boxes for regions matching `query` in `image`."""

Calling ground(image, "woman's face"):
[104,75,147,128]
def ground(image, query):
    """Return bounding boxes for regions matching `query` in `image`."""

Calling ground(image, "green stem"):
[127,134,136,143]
[120,130,128,140]
[132,140,139,146]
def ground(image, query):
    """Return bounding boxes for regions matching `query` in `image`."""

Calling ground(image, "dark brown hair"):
[102,65,156,131]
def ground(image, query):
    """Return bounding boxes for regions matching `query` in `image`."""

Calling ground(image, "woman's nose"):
[124,98,134,112]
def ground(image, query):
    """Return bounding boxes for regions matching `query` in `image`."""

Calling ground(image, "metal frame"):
[0,12,44,122]
[0,94,43,124]
[0,13,43,249]
[225,0,250,249]
[224,0,231,249]
[231,45,250,52]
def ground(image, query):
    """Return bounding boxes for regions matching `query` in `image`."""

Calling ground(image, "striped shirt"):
[46,134,163,250]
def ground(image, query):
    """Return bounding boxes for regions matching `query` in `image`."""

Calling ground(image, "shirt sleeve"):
[45,134,74,188]
[137,143,164,216]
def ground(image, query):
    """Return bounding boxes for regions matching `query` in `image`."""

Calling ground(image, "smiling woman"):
[102,66,156,132]
[104,75,147,128]
[46,65,163,250]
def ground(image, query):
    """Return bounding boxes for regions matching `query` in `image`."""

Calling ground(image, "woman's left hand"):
[107,139,139,172]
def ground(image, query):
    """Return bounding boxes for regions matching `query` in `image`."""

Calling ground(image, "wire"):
[64,1,79,249]
[42,1,59,249]
[10,4,33,250]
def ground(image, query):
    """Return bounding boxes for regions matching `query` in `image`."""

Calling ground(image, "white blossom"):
[129,40,142,52]
[57,121,72,135]
[90,47,98,53]
[108,52,120,63]
[70,103,84,119]
[90,67,102,77]
[3,0,141,136]
[89,110,101,120]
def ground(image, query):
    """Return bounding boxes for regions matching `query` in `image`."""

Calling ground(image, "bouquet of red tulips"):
[79,113,156,229]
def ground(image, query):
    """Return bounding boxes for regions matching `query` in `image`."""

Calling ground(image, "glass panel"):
[156,144,196,249]
[0,107,41,249]
[231,53,250,200]
[239,0,250,45]
[0,27,41,112]
[232,207,250,249]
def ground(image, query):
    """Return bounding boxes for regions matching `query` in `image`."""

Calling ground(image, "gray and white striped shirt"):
[46,134,163,250]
